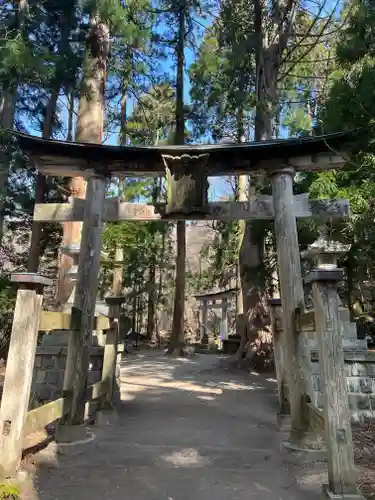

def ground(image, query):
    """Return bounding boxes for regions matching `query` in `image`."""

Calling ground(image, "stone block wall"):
[270,300,375,422]
[310,352,375,422]
[31,331,105,404]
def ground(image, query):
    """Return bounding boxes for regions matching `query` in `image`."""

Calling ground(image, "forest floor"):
[18,351,336,500]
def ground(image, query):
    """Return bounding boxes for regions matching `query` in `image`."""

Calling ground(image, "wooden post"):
[306,269,364,500]
[0,273,52,475]
[61,172,107,430]
[270,167,310,445]
[112,246,123,296]
[101,296,124,407]
[221,298,228,339]
[269,298,288,415]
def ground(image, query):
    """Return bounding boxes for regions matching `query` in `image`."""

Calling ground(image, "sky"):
[25,0,343,199]
[26,16,232,199]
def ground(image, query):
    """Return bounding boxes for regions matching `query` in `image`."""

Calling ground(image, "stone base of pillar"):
[95,409,119,426]
[276,412,291,432]
[282,439,327,464]
[282,427,327,457]
[322,484,366,499]
[55,423,88,443]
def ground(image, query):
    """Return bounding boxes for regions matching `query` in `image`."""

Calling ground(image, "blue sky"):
[26,0,341,199]
[25,16,232,199]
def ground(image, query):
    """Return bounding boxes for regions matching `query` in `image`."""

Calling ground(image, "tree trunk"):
[235,174,247,360]
[132,284,137,334]
[119,83,127,145]
[168,1,186,355]
[56,18,109,309]
[168,220,186,354]
[237,0,293,368]
[0,91,16,248]
[0,0,28,246]
[112,245,123,294]
[67,91,75,141]
[146,261,156,340]
[27,87,59,272]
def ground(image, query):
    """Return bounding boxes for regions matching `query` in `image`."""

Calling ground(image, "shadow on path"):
[32,352,322,500]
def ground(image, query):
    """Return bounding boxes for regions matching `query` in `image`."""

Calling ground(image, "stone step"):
[313,374,375,394]
[309,338,367,353]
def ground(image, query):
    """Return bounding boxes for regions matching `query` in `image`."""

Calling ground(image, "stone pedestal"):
[302,235,367,378]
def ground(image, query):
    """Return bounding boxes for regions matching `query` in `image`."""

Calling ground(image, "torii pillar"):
[270,167,311,446]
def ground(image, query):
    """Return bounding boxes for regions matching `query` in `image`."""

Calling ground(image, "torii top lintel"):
[12,130,356,177]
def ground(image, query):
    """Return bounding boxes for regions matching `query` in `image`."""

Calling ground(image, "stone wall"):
[310,352,375,422]
[270,300,375,422]
[31,330,105,404]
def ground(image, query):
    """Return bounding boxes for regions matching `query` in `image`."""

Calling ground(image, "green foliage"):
[127,84,176,145]
[0,482,21,499]
[190,25,255,141]
[308,0,375,306]
[101,178,174,323]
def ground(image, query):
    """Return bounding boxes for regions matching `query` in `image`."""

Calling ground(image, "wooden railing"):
[0,274,123,475]
[23,378,110,439]
[38,311,110,332]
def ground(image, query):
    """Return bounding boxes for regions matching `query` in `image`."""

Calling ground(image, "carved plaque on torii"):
[162,153,210,216]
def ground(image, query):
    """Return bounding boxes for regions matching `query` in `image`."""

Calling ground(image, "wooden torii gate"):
[195,289,237,349]
[4,130,363,499]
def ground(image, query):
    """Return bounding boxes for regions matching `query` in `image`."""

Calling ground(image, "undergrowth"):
[0,483,21,500]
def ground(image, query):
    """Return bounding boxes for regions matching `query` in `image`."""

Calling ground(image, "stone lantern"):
[302,234,367,353]
[301,234,351,271]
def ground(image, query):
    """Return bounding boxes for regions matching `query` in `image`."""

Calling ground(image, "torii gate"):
[195,289,237,349]
[7,130,363,499]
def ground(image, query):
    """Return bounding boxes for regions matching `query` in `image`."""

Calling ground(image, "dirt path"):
[31,352,322,500]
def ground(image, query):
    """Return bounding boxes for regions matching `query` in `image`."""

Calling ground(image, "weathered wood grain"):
[23,397,69,437]
[28,148,347,177]
[39,311,110,332]
[63,174,107,426]
[270,168,311,444]
[90,380,107,401]
[309,269,359,496]
[11,273,53,287]
[101,323,117,406]
[33,195,350,222]
[101,300,121,407]
[163,154,210,215]
[305,401,325,435]
[269,299,288,414]
[295,309,315,330]
[0,289,43,474]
